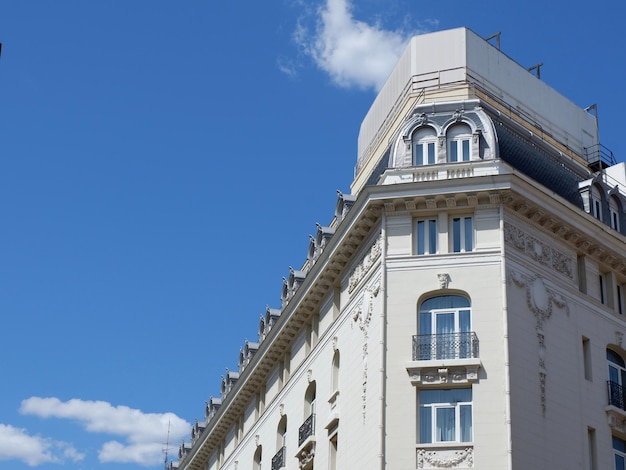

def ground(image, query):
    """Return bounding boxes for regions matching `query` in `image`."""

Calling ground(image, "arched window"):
[253,445,262,470]
[299,382,316,446]
[331,350,340,393]
[412,127,437,166]
[608,349,626,410]
[609,195,622,231]
[447,124,472,162]
[417,295,473,360]
[272,415,287,469]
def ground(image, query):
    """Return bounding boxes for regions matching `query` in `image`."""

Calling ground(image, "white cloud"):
[294,0,428,90]
[20,397,190,466]
[0,423,84,467]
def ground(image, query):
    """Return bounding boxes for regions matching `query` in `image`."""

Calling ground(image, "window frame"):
[450,215,474,253]
[419,388,473,444]
[416,218,438,255]
[412,128,437,166]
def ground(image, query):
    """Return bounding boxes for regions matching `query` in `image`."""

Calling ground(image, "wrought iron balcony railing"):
[298,413,315,446]
[608,380,626,410]
[271,446,286,470]
[412,332,479,361]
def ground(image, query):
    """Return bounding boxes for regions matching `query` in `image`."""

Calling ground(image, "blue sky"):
[0,1,623,469]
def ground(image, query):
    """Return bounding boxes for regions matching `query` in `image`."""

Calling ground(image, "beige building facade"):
[173,28,626,470]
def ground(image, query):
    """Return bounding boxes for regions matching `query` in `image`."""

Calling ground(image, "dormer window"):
[412,127,437,166]
[609,195,622,231]
[591,185,603,222]
[447,124,472,162]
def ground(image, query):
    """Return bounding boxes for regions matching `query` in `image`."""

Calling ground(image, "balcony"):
[413,332,479,361]
[298,413,315,446]
[407,332,481,386]
[271,446,286,470]
[296,414,316,469]
[607,381,626,434]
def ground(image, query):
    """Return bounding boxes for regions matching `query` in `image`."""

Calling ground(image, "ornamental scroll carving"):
[417,447,473,468]
[509,270,569,414]
[351,281,381,422]
[504,222,573,280]
[348,235,382,294]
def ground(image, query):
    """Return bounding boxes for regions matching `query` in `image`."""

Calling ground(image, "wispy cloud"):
[0,423,84,467]
[293,0,431,90]
[20,397,190,466]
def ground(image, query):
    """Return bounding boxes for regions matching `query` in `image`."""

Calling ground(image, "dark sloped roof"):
[495,123,586,208]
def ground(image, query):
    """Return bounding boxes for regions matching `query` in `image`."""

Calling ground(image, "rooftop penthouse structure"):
[172,27,626,470]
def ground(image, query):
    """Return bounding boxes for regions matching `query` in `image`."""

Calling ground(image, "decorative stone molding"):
[332,336,338,351]
[407,362,480,386]
[607,406,626,435]
[255,434,260,447]
[504,222,574,280]
[417,446,473,468]
[307,369,313,383]
[348,235,382,294]
[351,280,381,421]
[279,403,285,416]
[509,270,569,413]
[296,442,315,469]
[438,273,451,289]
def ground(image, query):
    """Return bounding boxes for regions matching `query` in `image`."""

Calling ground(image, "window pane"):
[462,139,470,161]
[417,221,425,255]
[464,217,473,251]
[436,408,455,441]
[452,218,461,252]
[419,405,432,443]
[428,143,435,164]
[449,142,458,162]
[419,312,432,335]
[415,144,423,166]
[421,296,470,311]
[428,220,437,253]
[460,405,472,442]
[616,454,625,470]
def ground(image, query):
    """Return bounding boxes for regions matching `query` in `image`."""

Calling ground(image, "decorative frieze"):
[504,222,574,280]
[348,235,382,294]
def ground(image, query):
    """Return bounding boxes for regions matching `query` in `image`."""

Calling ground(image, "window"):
[591,186,603,222]
[331,350,340,393]
[412,128,437,166]
[329,433,338,470]
[618,284,624,315]
[451,216,473,253]
[299,382,316,446]
[253,446,262,470]
[447,124,472,162]
[600,274,608,305]
[582,337,592,381]
[416,219,437,255]
[610,196,621,231]
[615,436,626,470]
[417,296,473,360]
[419,388,472,443]
[608,349,626,410]
[273,416,287,470]
[588,427,597,470]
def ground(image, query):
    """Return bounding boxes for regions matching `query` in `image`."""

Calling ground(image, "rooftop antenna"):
[162,420,172,470]
[485,32,501,50]
[528,63,543,79]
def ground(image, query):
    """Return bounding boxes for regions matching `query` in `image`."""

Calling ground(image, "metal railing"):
[608,380,626,410]
[412,332,479,361]
[585,143,616,171]
[271,446,286,470]
[298,413,315,446]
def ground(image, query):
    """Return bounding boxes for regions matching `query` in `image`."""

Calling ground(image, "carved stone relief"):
[504,222,574,280]
[348,235,382,294]
[417,447,473,468]
[509,270,569,414]
[351,280,381,421]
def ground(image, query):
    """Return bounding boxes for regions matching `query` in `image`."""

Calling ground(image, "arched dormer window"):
[412,127,437,166]
[447,124,472,162]
[591,185,604,222]
[417,295,475,360]
[609,195,622,231]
